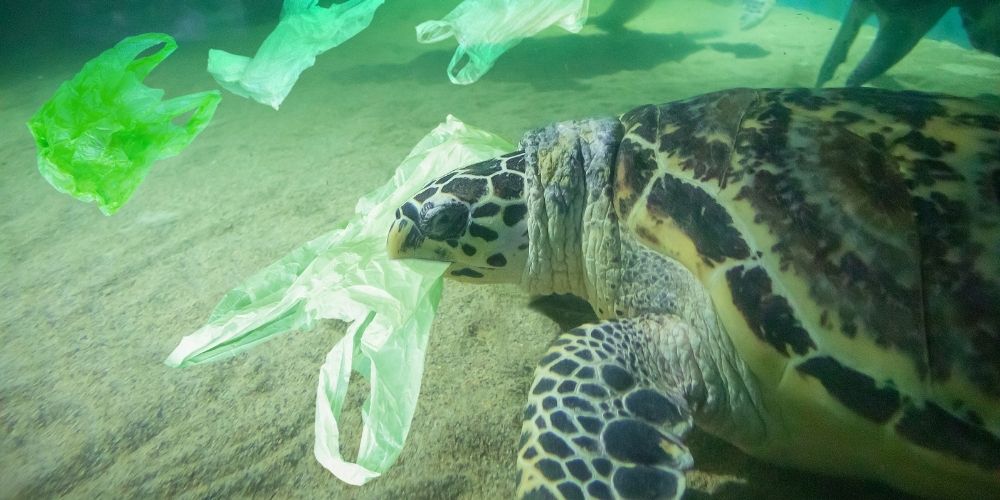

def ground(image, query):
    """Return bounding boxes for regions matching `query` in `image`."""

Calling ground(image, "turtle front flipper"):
[518,318,694,500]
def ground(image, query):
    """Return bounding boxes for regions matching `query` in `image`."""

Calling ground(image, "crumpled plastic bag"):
[208,0,384,109]
[166,115,514,485]
[416,0,590,84]
[739,0,775,30]
[26,33,221,215]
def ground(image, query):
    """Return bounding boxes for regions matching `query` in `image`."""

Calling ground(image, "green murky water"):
[1,1,996,498]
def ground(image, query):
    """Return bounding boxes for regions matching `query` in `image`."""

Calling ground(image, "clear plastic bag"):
[208,0,385,109]
[740,0,776,30]
[416,0,590,84]
[166,115,514,485]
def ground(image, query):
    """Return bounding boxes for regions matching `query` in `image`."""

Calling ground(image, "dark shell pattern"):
[613,88,1000,470]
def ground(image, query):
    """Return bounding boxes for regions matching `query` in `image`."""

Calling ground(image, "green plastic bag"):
[166,115,514,485]
[26,33,221,215]
[208,0,384,109]
[416,0,589,84]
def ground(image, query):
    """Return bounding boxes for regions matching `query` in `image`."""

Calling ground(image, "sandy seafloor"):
[1,1,998,498]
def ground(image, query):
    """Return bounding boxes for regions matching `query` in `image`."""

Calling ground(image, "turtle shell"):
[612,88,1000,473]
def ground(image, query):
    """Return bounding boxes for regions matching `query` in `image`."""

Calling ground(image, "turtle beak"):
[386,217,420,260]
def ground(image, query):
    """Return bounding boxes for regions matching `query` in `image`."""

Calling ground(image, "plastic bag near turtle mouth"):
[26,33,221,215]
[207,0,385,109]
[416,0,590,84]
[165,116,513,485]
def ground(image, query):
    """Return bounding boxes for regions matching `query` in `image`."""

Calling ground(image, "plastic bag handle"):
[446,45,493,85]
[158,90,222,156]
[117,33,178,81]
[282,0,368,17]
[415,20,455,44]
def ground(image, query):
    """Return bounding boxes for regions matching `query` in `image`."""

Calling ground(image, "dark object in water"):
[817,0,1000,87]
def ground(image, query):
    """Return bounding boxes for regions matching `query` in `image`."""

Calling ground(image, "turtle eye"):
[420,202,469,240]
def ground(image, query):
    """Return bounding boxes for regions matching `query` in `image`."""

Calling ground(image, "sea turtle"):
[386,88,1000,499]
[816,0,1000,87]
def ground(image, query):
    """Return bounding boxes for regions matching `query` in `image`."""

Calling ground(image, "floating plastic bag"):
[166,115,514,485]
[26,33,221,215]
[416,0,590,84]
[739,0,775,30]
[208,0,384,109]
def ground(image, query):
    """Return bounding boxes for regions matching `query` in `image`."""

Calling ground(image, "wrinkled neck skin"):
[519,118,710,323]
[518,117,766,448]
[519,117,623,316]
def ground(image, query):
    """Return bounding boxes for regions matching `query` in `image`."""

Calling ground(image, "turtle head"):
[387,152,530,283]
[389,117,622,299]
